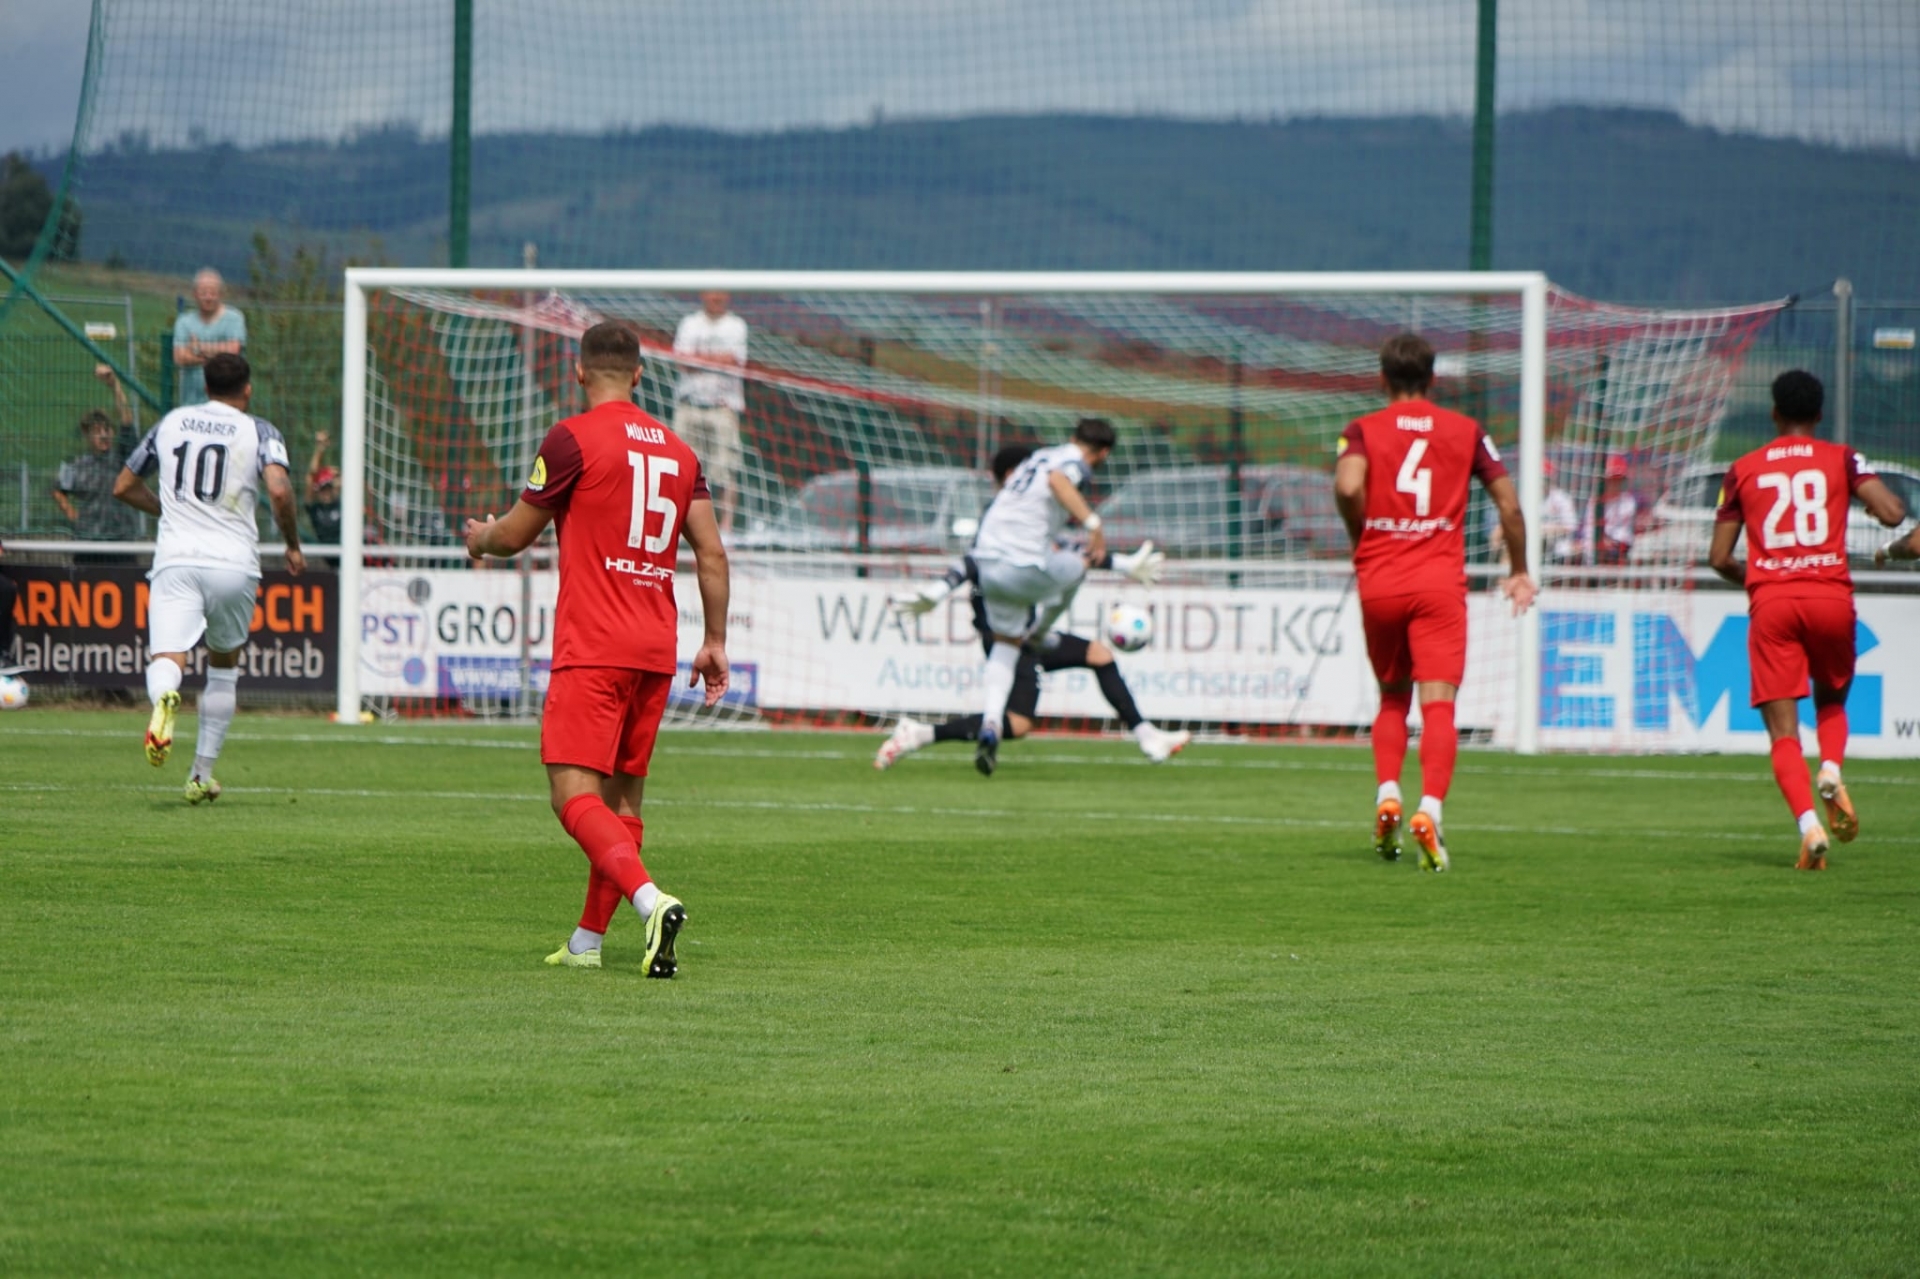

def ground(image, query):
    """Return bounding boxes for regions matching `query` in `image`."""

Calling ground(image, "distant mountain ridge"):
[53,107,1920,302]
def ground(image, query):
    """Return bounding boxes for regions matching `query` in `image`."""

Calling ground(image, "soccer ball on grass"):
[0,674,29,710]
[1106,605,1154,654]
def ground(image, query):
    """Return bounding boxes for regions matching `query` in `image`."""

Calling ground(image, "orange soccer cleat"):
[1797,824,1830,872]
[1373,798,1403,862]
[1409,811,1450,873]
[1816,768,1857,844]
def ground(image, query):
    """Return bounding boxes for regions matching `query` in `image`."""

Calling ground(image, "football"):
[0,674,29,710]
[1106,604,1153,653]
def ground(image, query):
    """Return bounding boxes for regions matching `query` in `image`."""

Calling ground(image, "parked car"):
[1632,458,1920,565]
[734,466,994,552]
[1093,464,1347,560]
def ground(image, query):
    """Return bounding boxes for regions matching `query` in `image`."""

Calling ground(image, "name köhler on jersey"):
[1396,415,1434,432]
[179,415,240,437]
[1365,515,1454,535]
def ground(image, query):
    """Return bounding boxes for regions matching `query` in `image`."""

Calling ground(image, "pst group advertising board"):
[353,567,1920,757]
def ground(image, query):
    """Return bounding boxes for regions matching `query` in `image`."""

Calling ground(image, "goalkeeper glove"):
[1111,540,1166,586]
[889,578,955,617]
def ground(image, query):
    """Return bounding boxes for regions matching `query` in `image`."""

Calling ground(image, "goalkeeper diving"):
[878,435,1185,770]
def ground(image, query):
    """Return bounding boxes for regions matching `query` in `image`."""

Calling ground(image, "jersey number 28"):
[626,451,680,554]
[1756,469,1829,549]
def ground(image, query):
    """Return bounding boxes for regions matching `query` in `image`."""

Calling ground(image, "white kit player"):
[966,417,1116,776]
[114,353,305,803]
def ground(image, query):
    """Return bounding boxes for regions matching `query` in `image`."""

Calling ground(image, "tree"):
[0,152,80,261]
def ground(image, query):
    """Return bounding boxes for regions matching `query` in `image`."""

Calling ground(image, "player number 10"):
[626,451,680,554]
[1756,469,1828,549]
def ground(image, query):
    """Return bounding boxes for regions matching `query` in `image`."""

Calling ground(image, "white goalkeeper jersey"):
[126,402,290,578]
[971,442,1093,568]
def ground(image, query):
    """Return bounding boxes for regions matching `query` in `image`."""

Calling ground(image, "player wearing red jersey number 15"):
[1333,333,1535,873]
[465,321,731,977]
[1708,371,1905,870]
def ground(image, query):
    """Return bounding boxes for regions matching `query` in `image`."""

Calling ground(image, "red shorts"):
[1748,594,1855,706]
[540,666,675,776]
[1361,590,1467,687]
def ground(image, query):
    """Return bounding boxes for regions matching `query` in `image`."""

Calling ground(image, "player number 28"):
[1755,469,1828,549]
[626,451,681,553]
[1396,439,1432,517]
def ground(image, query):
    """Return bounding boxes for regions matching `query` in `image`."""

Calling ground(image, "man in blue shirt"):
[172,268,247,405]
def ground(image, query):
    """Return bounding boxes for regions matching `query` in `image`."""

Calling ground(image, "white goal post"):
[335,268,1557,748]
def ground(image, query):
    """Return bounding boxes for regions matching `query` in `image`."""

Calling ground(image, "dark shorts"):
[1360,590,1467,687]
[540,666,674,776]
[1748,594,1855,706]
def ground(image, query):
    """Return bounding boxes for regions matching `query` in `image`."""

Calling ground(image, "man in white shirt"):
[966,417,1116,776]
[1598,455,1638,564]
[672,291,748,533]
[114,353,305,803]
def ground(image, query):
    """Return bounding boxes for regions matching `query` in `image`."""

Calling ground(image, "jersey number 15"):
[626,451,680,554]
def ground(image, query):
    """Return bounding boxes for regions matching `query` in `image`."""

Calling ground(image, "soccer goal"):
[336,269,1785,752]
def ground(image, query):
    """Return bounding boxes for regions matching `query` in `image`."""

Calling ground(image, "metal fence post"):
[1833,278,1853,447]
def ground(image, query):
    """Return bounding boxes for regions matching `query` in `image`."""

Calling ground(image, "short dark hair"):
[1772,370,1824,424]
[1380,333,1435,394]
[990,442,1036,484]
[79,409,112,432]
[1073,417,1117,451]
[580,321,640,376]
[204,352,250,397]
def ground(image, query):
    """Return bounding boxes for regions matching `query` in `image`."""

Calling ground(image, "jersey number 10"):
[1756,469,1829,549]
[170,440,229,503]
[626,451,681,554]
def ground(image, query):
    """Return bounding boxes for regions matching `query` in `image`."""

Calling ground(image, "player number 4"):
[1396,438,1432,517]
[627,451,680,553]
[1756,469,1828,549]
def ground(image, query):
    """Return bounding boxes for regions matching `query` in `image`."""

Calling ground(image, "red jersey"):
[1338,398,1507,597]
[521,400,709,673]
[1715,435,1873,604]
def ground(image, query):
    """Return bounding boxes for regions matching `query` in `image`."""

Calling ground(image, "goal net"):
[338,271,1785,752]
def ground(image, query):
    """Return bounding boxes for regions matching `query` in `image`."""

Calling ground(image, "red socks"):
[1769,736,1816,820]
[1419,700,1458,802]
[578,814,647,932]
[1815,702,1847,769]
[1373,689,1412,784]
[559,795,651,913]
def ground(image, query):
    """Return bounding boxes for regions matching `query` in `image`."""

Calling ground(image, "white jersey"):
[971,442,1093,567]
[126,401,289,577]
[673,310,749,411]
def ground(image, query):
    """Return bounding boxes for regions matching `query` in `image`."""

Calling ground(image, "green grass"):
[2,711,1917,1275]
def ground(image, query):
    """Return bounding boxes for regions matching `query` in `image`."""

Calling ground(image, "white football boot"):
[874,717,935,770]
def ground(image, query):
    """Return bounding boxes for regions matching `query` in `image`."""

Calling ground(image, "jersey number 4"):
[626,451,680,553]
[1756,469,1829,549]
[170,440,229,503]
[1396,439,1432,516]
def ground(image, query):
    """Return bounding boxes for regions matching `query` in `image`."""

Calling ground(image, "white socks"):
[1819,760,1841,780]
[146,658,183,705]
[632,882,660,920]
[568,927,604,955]
[980,642,1021,738]
[1132,722,1157,743]
[1377,780,1403,806]
[1797,810,1820,837]
[192,667,239,779]
[1418,795,1443,823]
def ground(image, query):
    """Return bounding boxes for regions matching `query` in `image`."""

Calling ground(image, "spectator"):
[672,291,748,533]
[1488,458,1582,566]
[1597,455,1638,565]
[53,365,139,541]
[305,429,342,544]
[172,267,246,405]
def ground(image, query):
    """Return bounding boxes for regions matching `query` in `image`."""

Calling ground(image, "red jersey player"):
[464,321,731,975]
[1708,370,1905,870]
[1334,333,1535,872]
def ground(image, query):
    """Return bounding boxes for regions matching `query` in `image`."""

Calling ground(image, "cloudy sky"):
[4,0,1917,157]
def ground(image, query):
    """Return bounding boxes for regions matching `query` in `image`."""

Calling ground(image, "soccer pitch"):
[3,713,1917,1275]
